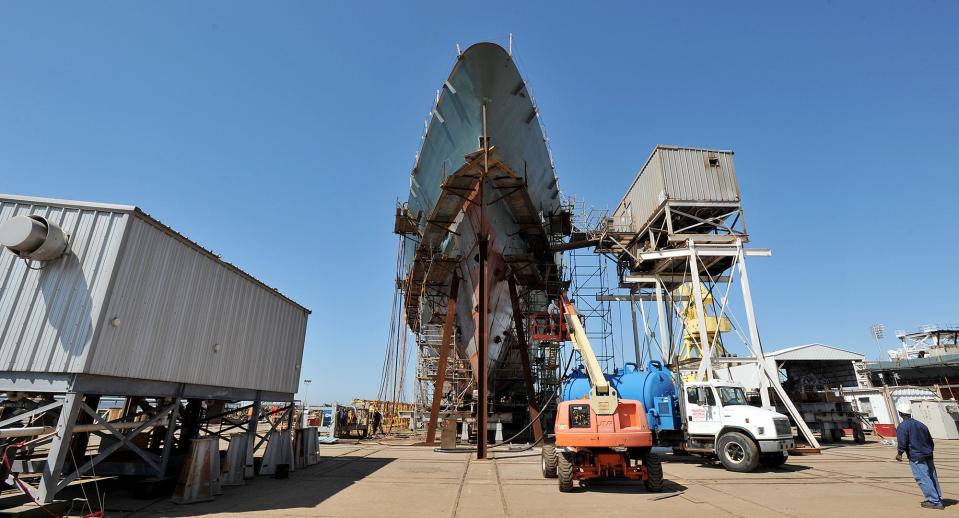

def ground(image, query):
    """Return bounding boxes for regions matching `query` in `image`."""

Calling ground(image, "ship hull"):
[403,43,561,397]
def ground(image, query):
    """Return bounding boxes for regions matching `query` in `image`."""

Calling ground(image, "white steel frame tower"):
[587,146,821,450]
[620,237,820,449]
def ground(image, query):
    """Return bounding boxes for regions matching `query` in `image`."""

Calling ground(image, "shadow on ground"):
[54,455,396,517]
[577,480,689,495]
[663,452,813,473]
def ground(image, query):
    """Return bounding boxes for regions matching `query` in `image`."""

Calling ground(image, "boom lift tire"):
[542,444,558,478]
[759,452,788,468]
[717,432,760,472]
[627,447,651,460]
[557,452,575,492]
[643,453,664,492]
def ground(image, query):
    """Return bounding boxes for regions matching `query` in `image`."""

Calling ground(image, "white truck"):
[677,379,794,472]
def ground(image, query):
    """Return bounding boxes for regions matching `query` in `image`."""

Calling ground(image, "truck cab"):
[683,380,794,472]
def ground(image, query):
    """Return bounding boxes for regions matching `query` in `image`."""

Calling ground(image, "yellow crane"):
[674,284,732,380]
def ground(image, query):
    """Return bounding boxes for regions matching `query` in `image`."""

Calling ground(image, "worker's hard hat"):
[896,400,912,415]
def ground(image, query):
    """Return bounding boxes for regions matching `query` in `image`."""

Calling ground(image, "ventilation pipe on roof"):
[0,215,69,261]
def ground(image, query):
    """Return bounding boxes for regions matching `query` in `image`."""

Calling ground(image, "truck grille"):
[774,418,791,436]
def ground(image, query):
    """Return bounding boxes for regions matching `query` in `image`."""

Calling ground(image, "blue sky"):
[2,2,956,403]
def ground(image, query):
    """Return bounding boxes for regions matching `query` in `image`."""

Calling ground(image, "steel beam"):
[37,392,82,503]
[688,243,713,382]
[477,103,489,460]
[68,395,100,473]
[0,373,293,402]
[79,402,162,474]
[477,233,488,459]
[56,402,176,493]
[654,278,670,363]
[636,248,770,262]
[596,294,690,302]
[629,290,642,364]
[245,395,262,478]
[0,400,63,429]
[733,244,820,449]
[158,397,181,476]
[426,275,460,445]
[623,274,730,285]
[506,277,543,444]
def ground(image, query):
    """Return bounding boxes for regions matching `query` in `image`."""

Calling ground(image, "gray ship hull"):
[403,43,562,396]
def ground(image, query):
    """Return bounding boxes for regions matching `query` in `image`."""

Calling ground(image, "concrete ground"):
[98,439,958,517]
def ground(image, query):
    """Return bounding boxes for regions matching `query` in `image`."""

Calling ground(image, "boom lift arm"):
[561,296,619,416]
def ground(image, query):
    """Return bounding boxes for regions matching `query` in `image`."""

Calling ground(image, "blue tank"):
[561,360,679,431]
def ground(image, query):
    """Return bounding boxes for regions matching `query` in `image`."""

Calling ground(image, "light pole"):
[302,379,312,426]
[870,324,886,386]
[870,324,885,361]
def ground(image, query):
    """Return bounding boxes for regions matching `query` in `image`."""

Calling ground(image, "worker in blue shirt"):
[895,400,943,510]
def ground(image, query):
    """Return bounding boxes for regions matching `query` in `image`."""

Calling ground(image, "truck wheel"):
[542,444,558,478]
[759,452,787,468]
[643,453,664,492]
[717,432,760,472]
[853,427,866,444]
[557,452,575,492]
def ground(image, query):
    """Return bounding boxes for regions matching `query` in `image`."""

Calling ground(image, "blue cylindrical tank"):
[616,361,676,413]
[561,360,678,431]
[561,368,614,402]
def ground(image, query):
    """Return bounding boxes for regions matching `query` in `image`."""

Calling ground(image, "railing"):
[529,311,568,342]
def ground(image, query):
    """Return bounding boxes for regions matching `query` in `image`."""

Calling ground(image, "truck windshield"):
[718,386,748,406]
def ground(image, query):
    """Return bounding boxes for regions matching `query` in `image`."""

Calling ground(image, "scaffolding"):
[414,324,472,431]
[393,145,571,446]
[565,203,618,371]
[519,288,563,423]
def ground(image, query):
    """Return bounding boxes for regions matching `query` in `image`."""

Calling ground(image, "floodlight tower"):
[870,324,886,361]
[303,379,313,412]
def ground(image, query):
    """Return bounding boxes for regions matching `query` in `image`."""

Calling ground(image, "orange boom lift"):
[541,296,664,492]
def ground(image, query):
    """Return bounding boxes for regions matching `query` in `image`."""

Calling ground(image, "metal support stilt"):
[245,395,262,478]
[477,234,488,458]
[735,242,820,449]
[477,103,489,460]
[426,275,460,445]
[286,402,295,432]
[654,277,670,362]
[38,392,83,503]
[688,242,713,381]
[629,288,642,364]
[735,243,771,409]
[159,397,182,476]
[507,276,543,445]
[67,394,100,472]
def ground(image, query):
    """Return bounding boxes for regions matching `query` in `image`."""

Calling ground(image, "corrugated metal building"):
[717,343,867,390]
[612,145,740,234]
[0,194,309,396]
